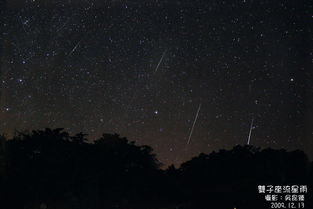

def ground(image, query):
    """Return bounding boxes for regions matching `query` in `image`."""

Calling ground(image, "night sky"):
[1,0,312,166]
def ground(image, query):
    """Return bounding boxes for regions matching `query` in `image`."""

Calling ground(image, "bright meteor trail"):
[154,50,167,73]
[187,103,201,145]
[247,118,254,145]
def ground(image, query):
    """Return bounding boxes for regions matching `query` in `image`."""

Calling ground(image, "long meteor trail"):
[154,50,167,73]
[247,118,254,145]
[187,103,202,145]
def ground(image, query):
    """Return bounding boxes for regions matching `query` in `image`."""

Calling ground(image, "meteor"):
[187,103,202,145]
[56,19,70,32]
[154,50,167,73]
[68,40,81,56]
[247,118,254,145]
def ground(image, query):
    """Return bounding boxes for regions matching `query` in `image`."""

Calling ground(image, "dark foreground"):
[0,128,312,209]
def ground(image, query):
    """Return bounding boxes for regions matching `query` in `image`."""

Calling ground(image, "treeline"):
[0,128,312,209]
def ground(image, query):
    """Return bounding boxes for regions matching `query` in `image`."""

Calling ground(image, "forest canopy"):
[0,128,312,209]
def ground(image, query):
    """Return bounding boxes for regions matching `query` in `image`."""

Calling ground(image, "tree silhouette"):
[0,128,312,209]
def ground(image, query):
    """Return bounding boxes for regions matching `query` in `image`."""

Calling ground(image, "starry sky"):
[1,0,312,166]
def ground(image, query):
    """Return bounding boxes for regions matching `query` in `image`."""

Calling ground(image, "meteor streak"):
[154,50,167,73]
[68,40,81,56]
[187,103,202,145]
[247,118,254,145]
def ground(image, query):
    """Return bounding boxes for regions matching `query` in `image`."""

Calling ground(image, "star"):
[1,0,310,166]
